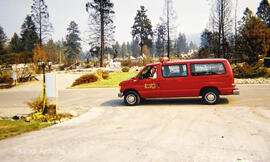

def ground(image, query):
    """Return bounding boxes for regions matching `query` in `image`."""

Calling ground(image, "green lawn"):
[0,120,51,140]
[75,72,139,88]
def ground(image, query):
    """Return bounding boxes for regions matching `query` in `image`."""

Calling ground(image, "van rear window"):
[162,64,187,78]
[190,63,226,76]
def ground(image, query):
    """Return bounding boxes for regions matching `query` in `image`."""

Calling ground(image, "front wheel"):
[124,91,141,106]
[202,89,220,105]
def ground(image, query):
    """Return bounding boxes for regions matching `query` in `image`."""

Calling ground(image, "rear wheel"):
[202,89,220,105]
[124,91,141,106]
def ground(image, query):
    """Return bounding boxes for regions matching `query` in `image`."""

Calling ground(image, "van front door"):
[136,66,160,98]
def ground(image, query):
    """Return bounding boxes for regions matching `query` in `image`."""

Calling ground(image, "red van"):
[118,59,239,105]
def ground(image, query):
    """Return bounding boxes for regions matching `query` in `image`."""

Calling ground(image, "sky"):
[0,0,263,51]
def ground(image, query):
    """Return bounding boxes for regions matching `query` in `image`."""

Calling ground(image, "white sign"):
[45,73,56,98]
[12,72,17,81]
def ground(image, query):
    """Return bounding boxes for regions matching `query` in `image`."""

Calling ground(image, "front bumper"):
[233,88,240,95]
[118,92,123,98]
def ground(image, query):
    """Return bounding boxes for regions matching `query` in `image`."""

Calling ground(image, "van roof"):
[147,58,228,66]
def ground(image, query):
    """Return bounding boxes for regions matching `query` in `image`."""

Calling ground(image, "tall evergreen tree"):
[86,0,115,67]
[64,21,82,62]
[239,8,254,29]
[31,0,53,46]
[199,29,219,58]
[8,33,23,53]
[155,22,167,57]
[189,41,198,50]
[257,0,270,28]
[127,42,132,57]
[233,8,254,62]
[130,40,140,57]
[175,33,189,54]
[0,25,7,55]
[131,6,153,56]
[21,15,39,53]
[240,16,270,65]
[120,42,129,58]
[111,41,120,58]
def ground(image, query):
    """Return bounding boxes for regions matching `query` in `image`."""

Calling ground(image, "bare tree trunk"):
[221,0,226,58]
[39,1,42,46]
[140,25,143,56]
[234,0,238,63]
[218,7,221,58]
[167,0,170,58]
[100,11,104,67]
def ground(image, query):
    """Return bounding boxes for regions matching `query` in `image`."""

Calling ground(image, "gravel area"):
[235,78,270,84]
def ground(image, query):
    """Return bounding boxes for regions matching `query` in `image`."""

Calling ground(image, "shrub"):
[122,66,130,72]
[102,71,110,79]
[95,70,110,80]
[233,61,268,78]
[72,73,99,87]
[0,73,12,84]
[26,96,48,113]
[121,59,132,67]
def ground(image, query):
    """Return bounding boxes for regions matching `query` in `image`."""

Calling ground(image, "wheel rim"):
[126,94,136,104]
[205,92,216,103]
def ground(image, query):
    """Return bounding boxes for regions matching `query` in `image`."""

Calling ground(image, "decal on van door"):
[144,83,156,89]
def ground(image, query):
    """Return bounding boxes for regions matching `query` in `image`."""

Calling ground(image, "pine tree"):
[8,33,23,53]
[111,41,120,59]
[127,42,132,57]
[64,21,82,62]
[131,6,153,56]
[86,0,115,67]
[189,41,198,50]
[155,22,167,57]
[175,33,188,54]
[120,42,129,58]
[43,39,59,63]
[21,15,39,53]
[0,25,7,55]
[131,40,140,57]
[240,16,270,65]
[199,29,219,58]
[239,8,254,30]
[257,0,270,28]
[31,0,53,46]
[234,8,254,62]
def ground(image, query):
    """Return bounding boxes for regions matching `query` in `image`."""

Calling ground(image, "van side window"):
[190,63,226,76]
[162,64,187,78]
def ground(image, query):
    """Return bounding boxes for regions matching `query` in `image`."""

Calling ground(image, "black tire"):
[202,89,220,105]
[124,91,141,106]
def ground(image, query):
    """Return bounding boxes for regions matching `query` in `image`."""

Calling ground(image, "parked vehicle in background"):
[118,58,239,105]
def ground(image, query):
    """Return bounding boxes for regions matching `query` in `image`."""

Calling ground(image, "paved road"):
[0,84,270,161]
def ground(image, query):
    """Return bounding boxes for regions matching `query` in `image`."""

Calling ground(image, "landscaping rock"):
[12,115,20,120]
